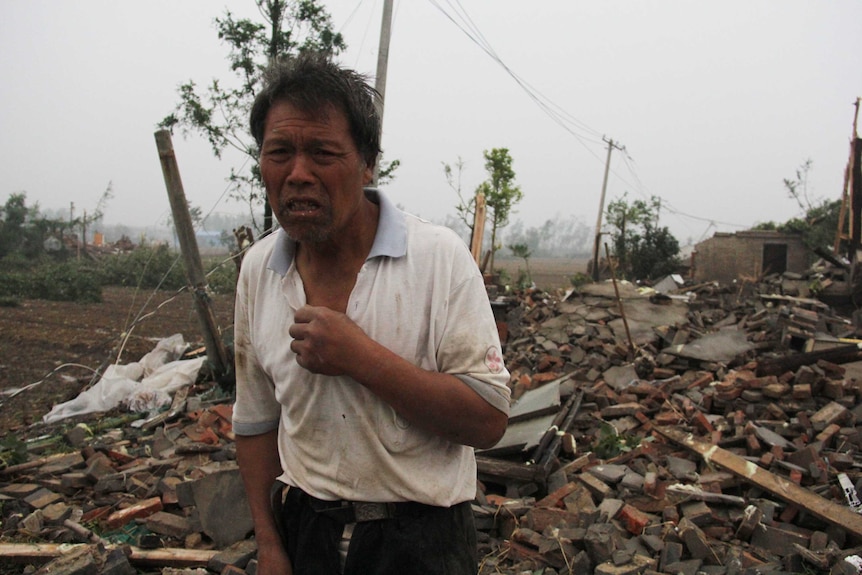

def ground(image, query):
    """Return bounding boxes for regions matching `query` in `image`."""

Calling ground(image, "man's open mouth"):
[287,199,322,214]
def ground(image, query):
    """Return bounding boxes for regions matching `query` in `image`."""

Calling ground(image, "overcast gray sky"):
[2,1,860,247]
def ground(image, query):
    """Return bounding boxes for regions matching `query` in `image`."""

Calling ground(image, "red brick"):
[535,482,580,509]
[618,503,650,535]
[693,412,714,434]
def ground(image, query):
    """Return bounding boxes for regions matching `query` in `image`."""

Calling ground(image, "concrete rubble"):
[3,275,862,575]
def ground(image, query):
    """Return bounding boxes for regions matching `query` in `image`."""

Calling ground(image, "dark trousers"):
[278,485,479,575]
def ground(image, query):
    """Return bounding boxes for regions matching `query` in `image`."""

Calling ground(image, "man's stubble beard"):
[278,208,334,245]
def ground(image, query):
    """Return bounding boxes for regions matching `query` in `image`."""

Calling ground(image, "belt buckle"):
[352,502,394,522]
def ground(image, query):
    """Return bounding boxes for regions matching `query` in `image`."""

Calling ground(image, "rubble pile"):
[474,280,862,575]
[2,278,862,575]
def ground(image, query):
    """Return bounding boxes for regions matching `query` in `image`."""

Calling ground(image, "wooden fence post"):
[154,130,230,377]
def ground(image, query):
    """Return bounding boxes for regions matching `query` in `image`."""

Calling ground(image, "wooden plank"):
[755,344,862,376]
[0,543,218,567]
[476,455,546,483]
[128,546,220,567]
[655,426,862,539]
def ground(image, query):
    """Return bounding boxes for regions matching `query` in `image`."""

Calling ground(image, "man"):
[233,52,511,575]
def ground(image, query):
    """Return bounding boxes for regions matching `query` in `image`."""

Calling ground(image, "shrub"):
[569,272,591,289]
[0,259,102,302]
[100,245,187,290]
[204,257,238,295]
[32,261,103,302]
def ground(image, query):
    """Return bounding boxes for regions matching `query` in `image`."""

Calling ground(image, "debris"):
[5,276,862,574]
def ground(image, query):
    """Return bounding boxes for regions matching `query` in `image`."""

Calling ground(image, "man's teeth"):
[289,201,318,210]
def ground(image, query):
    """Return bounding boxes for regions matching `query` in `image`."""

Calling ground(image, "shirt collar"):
[267,188,407,276]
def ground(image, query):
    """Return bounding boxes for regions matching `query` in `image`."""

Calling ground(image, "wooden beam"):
[476,455,546,484]
[470,192,486,265]
[755,343,862,377]
[0,543,218,567]
[655,426,862,539]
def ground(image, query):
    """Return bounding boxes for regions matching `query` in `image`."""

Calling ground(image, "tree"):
[606,193,680,281]
[0,193,71,260]
[504,215,593,258]
[0,193,37,259]
[784,158,814,213]
[160,0,346,234]
[442,156,476,234]
[752,159,840,255]
[477,148,523,272]
[508,242,532,288]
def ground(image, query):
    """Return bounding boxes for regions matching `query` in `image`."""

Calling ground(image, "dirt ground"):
[0,286,236,437]
[0,258,584,439]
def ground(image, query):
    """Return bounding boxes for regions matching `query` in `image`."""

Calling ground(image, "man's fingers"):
[293,305,318,323]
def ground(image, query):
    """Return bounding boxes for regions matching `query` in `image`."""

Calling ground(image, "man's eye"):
[264,147,290,160]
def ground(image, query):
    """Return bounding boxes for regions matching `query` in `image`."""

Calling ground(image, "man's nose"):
[287,153,314,183]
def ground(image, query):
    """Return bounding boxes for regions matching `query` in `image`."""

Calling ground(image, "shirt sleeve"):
[436,251,511,415]
[232,254,281,436]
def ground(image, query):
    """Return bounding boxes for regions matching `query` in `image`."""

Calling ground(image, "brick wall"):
[692,231,808,284]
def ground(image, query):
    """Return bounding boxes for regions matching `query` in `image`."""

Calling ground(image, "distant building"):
[692,230,808,284]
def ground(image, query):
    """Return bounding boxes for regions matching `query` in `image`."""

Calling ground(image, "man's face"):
[259,101,373,244]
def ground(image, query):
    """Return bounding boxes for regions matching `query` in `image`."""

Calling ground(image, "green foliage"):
[0,193,239,303]
[569,272,591,289]
[0,259,103,303]
[508,242,533,288]
[161,0,346,232]
[479,148,523,272]
[99,245,187,291]
[377,159,401,187]
[592,421,641,460]
[606,193,680,281]
[0,435,28,468]
[751,159,840,255]
[753,199,840,255]
[443,156,476,233]
[0,192,45,259]
[205,257,239,295]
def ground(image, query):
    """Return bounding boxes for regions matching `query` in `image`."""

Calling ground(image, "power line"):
[426,0,752,238]
[426,0,604,158]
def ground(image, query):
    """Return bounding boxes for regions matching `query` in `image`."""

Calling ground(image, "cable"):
[426,0,755,239]
[426,0,604,158]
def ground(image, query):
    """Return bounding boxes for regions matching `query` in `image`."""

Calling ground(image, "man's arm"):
[236,430,292,575]
[289,305,507,449]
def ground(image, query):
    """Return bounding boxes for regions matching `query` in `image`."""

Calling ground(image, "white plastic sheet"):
[42,334,205,424]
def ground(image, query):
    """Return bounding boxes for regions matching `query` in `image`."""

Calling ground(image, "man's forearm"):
[236,430,283,545]
[353,342,508,449]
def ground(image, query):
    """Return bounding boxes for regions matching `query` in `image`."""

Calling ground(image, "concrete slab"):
[609,299,690,346]
[663,329,754,364]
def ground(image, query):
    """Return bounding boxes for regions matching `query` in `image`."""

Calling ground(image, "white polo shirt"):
[232,190,510,506]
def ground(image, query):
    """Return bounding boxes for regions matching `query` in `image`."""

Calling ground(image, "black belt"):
[287,484,439,524]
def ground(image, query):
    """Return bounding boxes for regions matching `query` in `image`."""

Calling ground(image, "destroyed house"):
[692,230,808,284]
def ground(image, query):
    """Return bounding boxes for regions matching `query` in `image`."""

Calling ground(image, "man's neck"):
[294,199,380,311]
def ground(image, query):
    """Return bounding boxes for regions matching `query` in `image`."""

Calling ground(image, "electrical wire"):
[426,0,604,158]
[426,0,754,239]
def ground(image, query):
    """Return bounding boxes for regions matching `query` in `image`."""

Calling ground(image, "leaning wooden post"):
[154,130,230,377]
[470,192,487,266]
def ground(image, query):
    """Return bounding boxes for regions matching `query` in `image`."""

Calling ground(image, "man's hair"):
[250,52,382,169]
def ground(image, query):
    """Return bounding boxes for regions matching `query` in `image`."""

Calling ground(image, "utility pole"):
[590,136,624,282]
[371,0,394,186]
